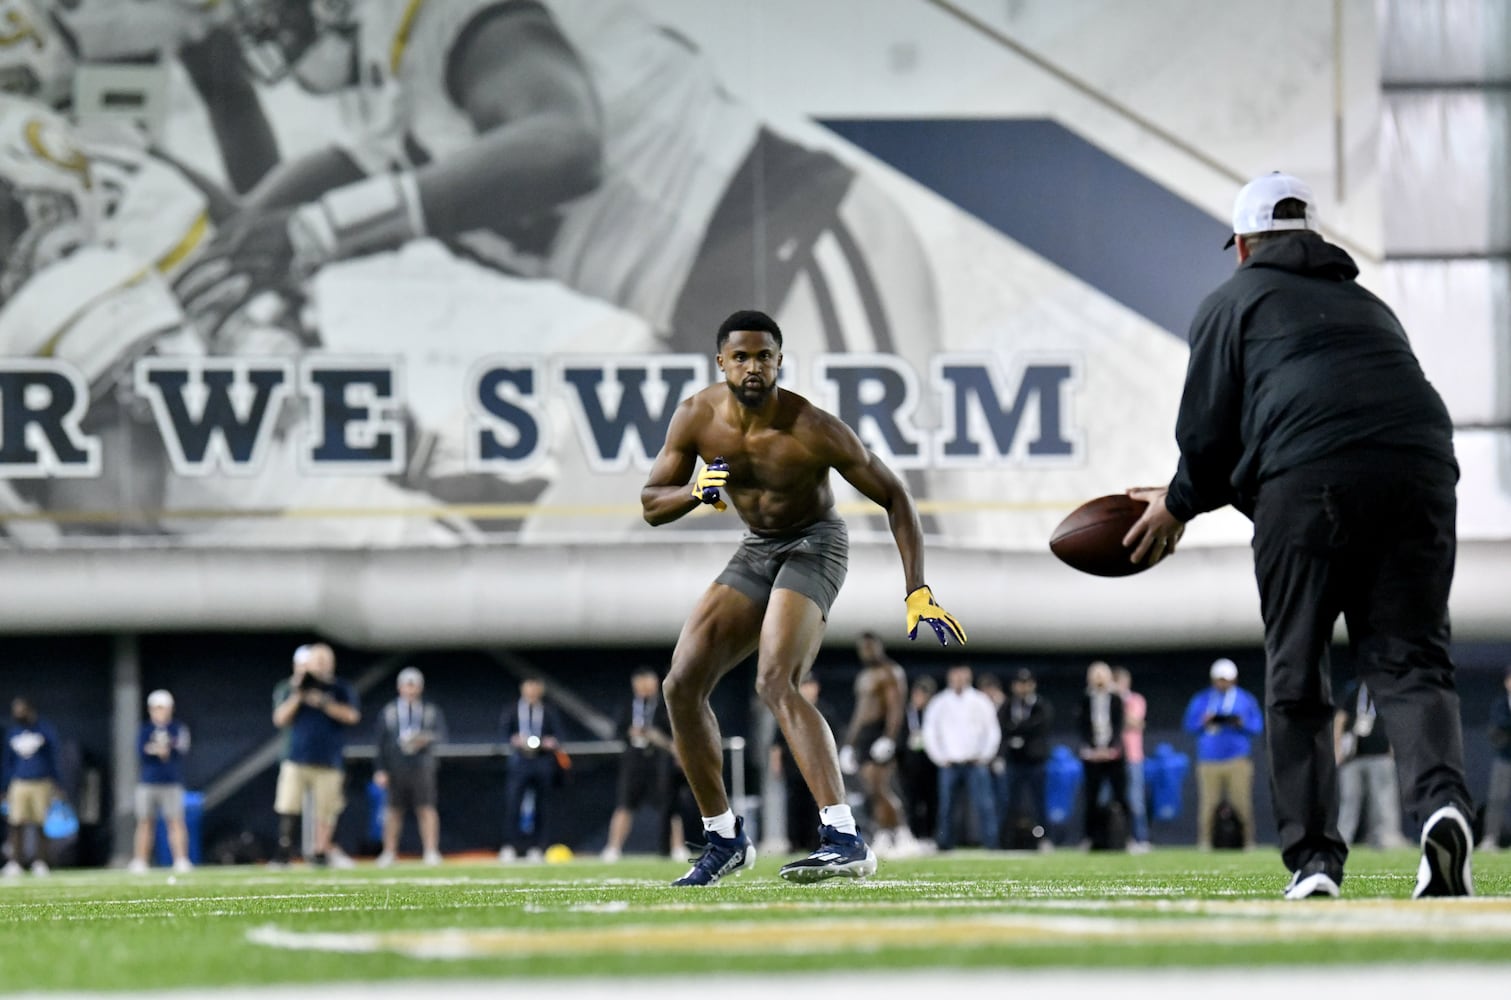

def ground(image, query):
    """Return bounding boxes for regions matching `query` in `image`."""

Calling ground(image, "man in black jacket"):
[498,677,565,863]
[999,668,1053,848]
[1125,172,1474,900]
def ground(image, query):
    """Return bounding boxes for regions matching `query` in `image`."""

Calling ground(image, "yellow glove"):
[692,457,729,512]
[905,585,967,646]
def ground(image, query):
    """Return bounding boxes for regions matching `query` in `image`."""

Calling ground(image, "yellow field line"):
[0,498,1078,526]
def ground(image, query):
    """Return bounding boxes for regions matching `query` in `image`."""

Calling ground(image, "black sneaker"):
[1283,858,1342,900]
[671,818,755,887]
[1414,805,1473,898]
[778,825,878,883]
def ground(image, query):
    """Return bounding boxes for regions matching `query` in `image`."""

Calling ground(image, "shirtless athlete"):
[640,309,966,886]
[840,632,919,857]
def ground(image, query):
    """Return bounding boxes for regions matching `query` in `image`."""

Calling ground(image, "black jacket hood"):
[1242,231,1358,282]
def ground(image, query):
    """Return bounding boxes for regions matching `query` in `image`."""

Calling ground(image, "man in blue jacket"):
[3,697,62,877]
[1183,659,1263,852]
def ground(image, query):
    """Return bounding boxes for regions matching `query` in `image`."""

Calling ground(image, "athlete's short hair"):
[716,309,782,351]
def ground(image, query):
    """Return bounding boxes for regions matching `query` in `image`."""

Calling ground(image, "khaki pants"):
[6,779,52,826]
[274,762,344,823]
[1196,757,1255,847]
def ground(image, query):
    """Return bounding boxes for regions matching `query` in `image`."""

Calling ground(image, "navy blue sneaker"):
[778,825,878,883]
[671,818,755,886]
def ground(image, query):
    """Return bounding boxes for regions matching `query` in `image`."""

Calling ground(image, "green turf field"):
[1,848,1508,991]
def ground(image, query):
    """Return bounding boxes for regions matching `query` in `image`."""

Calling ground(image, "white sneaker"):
[1283,860,1341,900]
[525,847,544,864]
[374,851,396,868]
[172,859,193,874]
[1128,841,1153,855]
[600,846,621,862]
[30,861,49,878]
[326,849,357,870]
[2,860,22,878]
[871,828,896,857]
[127,858,149,874]
[422,851,442,867]
[498,846,517,864]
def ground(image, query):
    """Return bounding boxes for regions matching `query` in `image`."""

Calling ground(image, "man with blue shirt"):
[1183,658,1263,850]
[3,697,62,877]
[271,643,360,868]
[129,690,193,874]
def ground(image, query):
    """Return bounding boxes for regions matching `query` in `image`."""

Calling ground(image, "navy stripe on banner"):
[818,118,1235,340]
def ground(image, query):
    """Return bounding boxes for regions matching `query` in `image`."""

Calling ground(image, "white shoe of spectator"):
[600,846,621,863]
[326,848,357,870]
[3,860,24,878]
[173,858,194,874]
[1128,841,1152,855]
[422,851,443,866]
[525,847,544,864]
[374,851,396,868]
[871,828,896,857]
[30,861,49,877]
[127,858,149,874]
[498,846,517,864]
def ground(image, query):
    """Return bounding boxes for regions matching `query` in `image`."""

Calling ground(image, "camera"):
[525,735,542,751]
[298,672,333,693]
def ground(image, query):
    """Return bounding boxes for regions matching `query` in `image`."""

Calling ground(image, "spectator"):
[770,673,842,854]
[1481,665,1511,852]
[498,677,564,864]
[270,644,361,868]
[1078,661,1127,849]
[129,690,193,873]
[2,697,61,877]
[999,668,1053,850]
[1114,666,1151,852]
[374,667,447,867]
[923,664,1000,850]
[977,673,1006,710]
[900,675,939,846]
[603,668,675,861]
[1183,658,1263,850]
[1334,679,1406,849]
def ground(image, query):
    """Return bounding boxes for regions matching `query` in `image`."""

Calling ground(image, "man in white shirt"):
[922,665,1001,850]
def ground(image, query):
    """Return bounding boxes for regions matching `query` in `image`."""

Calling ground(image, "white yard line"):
[13,968,1511,1000]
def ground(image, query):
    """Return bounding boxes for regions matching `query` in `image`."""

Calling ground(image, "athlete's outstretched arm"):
[824,418,925,594]
[640,399,705,526]
[825,414,966,645]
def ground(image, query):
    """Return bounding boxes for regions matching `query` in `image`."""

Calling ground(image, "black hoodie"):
[1164,232,1456,522]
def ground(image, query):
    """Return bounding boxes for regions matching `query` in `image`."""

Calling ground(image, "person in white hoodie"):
[922,665,1001,850]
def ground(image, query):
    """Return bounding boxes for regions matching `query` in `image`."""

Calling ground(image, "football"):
[1049,494,1153,577]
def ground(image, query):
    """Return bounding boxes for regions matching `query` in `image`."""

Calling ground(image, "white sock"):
[820,804,857,836]
[702,811,737,839]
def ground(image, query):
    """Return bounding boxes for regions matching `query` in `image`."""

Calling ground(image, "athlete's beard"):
[728,378,774,409]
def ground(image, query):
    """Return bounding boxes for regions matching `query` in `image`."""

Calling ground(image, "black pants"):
[900,747,938,840]
[502,754,556,852]
[1253,450,1469,874]
[1081,758,1127,842]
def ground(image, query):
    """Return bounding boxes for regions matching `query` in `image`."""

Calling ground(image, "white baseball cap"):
[1224,172,1317,248]
[1210,658,1239,681]
[147,689,174,709]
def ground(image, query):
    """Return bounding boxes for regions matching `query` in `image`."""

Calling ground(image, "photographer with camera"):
[498,676,564,863]
[1183,658,1263,850]
[270,644,360,867]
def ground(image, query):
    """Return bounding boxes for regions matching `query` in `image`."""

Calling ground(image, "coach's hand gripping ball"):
[905,585,967,646]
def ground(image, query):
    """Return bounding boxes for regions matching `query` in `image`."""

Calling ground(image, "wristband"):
[287,171,427,276]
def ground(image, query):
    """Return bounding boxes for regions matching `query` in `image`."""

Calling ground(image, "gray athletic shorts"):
[135,783,185,821]
[715,515,849,619]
